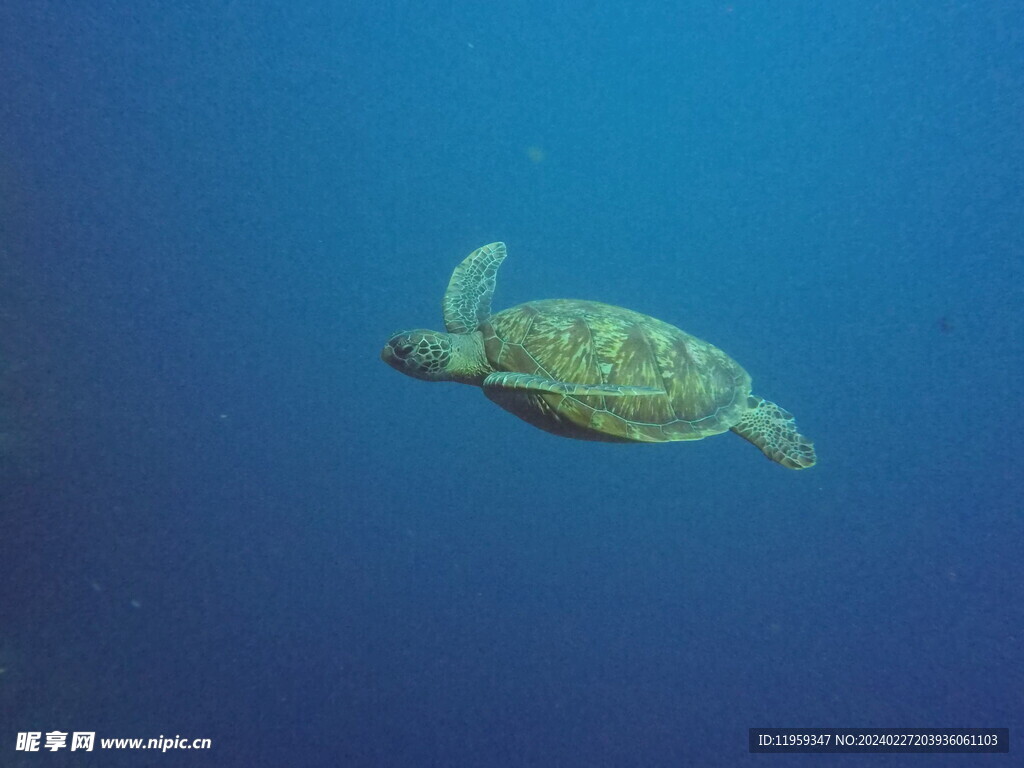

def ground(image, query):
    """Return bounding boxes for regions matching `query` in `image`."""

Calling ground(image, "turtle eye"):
[392,342,415,359]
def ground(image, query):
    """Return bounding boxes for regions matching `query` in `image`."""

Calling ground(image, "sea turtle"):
[381,243,816,469]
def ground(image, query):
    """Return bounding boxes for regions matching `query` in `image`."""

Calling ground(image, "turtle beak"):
[381,338,408,372]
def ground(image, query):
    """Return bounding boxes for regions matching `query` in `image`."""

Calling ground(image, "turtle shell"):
[482,299,752,443]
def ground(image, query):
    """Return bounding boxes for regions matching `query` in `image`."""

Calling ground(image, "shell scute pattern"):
[488,299,751,442]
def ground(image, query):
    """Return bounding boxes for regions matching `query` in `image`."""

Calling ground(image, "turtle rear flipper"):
[483,371,663,397]
[731,396,816,469]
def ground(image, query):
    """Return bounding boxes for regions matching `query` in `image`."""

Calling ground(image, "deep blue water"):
[1,1,1022,766]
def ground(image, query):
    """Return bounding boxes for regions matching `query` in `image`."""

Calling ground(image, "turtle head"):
[382,328,489,383]
[381,329,456,381]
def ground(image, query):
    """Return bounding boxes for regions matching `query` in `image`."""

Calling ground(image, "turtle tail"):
[731,396,816,469]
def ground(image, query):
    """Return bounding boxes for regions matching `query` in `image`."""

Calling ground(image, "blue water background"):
[1,1,1021,766]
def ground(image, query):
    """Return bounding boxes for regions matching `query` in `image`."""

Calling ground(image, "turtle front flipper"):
[484,371,664,397]
[731,396,816,469]
[443,242,508,334]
